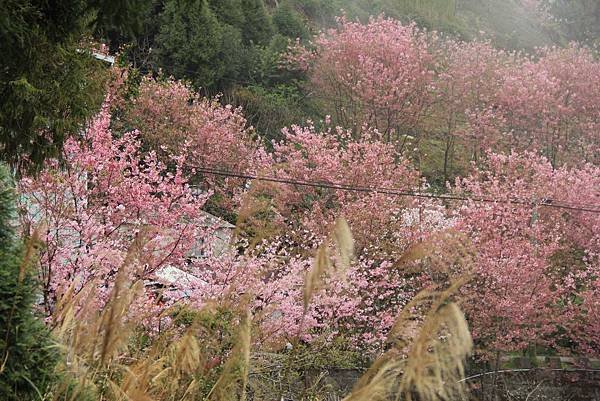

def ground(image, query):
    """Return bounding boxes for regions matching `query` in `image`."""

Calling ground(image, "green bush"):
[0,164,59,400]
[231,83,316,145]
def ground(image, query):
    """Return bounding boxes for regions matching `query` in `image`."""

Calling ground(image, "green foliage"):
[0,0,557,183]
[206,0,253,88]
[230,83,315,144]
[168,305,241,399]
[118,0,164,70]
[240,0,275,45]
[0,0,108,170]
[285,0,551,49]
[541,0,600,46]
[456,0,551,50]
[287,0,365,27]
[171,304,238,349]
[208,0,246,30]
[146,0,318,137]
[217,25,246,88]
[234,34,289,86]
[155,0,239,92]
[0,164,59,400]
[249,335,367,400]
[273,1,310,39]
[90,0,151,48]
[289,335,367,370]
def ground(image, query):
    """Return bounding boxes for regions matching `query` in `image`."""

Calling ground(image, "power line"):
[195,166,600,213]
[123,63,599,210]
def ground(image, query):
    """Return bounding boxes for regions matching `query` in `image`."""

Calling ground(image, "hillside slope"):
[281,0,553,49]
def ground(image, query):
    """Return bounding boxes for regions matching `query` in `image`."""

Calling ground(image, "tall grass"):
[44,220,472,401]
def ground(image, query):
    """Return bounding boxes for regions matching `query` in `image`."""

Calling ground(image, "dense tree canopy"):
[0,0,104,169]
[0,0,147,170]
[539,0,600,45]
[154,0,238,91]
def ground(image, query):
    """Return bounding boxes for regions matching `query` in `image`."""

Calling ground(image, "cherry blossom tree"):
[236,122,460,350]
[19,97,210,315]
[432,40,513,180]
[19,92,421,349]
[125,76,268,214]
[289,16,600,171]
[288,16,437,143]
[260,122,423,253]
[18,29,600,358]
[456,151,600,355]
[469,45,600,166]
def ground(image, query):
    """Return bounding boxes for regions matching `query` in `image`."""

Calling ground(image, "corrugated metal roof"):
[92,52,115,65]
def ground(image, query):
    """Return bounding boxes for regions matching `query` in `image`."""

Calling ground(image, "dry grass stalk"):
[115,311,206,401]
[48,231,159,400]
[394,229,475,281]
[238,309,252,401]
[304,244,331,311]
[17,226,42,284]
[333,217,354,271]
[304,217,354,312]
[302,220,473,401]
[343,359,405,401]
[95,228,154,366]
[174,330,202,375]
[46,217,474,401]
[399,301,472,401]
[52,274,254,401]
[98,273,144,366]
[343,251,473,401]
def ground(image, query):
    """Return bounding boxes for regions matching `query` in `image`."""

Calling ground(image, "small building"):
[190,210,236,258]
[147,210,235,299]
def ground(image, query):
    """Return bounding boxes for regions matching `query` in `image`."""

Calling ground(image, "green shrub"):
[0,164,59,400]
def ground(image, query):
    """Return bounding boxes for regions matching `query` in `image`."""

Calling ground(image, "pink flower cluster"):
[20,98,209,315]
[456,151,600,354]
[292,17,600,164]
[20,22,600,356]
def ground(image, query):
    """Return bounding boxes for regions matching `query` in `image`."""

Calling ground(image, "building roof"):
[92,52,115,65]
[198,210,236,229]
[153,265,207,288]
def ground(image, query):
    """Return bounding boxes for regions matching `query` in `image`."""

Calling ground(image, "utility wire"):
[124,58,599,210]
[195,166,600,213]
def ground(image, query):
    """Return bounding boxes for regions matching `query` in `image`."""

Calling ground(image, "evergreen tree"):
[0,164,58,400]
[240,0,274,45]
[0,0,107,171]
[217,24,245,89]
[207,0,246,29]
[0,0,146,171]
[155,0,243,92]
[273,1,309,39]
[94,0,158,53]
